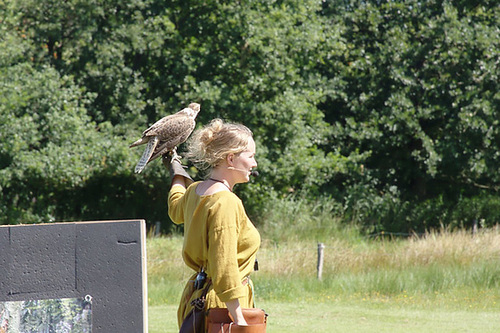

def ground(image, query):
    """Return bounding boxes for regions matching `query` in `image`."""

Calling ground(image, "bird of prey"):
[130,102,200,173]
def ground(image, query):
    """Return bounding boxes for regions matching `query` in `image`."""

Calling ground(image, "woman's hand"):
[225,299,248,326]
[162,150,193,187]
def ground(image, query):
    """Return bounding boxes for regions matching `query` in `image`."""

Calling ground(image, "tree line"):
[1,0,499,233]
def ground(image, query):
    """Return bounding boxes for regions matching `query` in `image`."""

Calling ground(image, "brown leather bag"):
[207,308,267,333]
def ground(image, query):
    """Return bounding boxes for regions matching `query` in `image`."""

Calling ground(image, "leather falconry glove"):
[162,149,193,185]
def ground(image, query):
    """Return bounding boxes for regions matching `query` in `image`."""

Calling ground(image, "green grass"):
[262,299,500,333]
[148,299,500,333]
[147,227,500,331]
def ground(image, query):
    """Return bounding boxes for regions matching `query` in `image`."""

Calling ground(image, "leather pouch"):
[207,308,267,333]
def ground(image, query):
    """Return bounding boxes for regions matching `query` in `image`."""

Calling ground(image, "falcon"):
[130,102,200,173]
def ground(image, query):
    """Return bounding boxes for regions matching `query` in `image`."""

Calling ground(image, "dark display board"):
[0,220,147,332]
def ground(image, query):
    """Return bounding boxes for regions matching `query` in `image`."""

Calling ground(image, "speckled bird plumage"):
[130,102,200,173]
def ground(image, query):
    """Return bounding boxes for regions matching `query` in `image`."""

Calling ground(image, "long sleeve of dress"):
[168,183,260,305]
[168,184,188,225]
[206,196,248,302]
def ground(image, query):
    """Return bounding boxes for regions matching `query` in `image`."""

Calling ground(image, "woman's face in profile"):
[233,137,257,182]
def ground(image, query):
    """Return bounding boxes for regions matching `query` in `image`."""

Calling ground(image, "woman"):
[166,118,260,329]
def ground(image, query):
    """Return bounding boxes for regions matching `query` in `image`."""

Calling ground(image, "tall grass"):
[147,195,500,310]
[147,235,188,305]
[254,229,500,308]
[258,194,361,243]
[148,228,500,310]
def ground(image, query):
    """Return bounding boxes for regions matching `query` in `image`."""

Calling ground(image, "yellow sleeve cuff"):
[216,284,247,303]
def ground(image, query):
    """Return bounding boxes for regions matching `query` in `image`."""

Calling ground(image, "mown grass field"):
[147,227,500,332]
[148,300,500,333]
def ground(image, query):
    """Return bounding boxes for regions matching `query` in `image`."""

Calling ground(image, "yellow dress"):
[168,182,261,328]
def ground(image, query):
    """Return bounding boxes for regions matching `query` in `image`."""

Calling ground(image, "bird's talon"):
[170,150,183,164]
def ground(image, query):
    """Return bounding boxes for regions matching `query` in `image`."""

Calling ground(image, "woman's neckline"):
[194,181,233,196]
[208,177,232,192]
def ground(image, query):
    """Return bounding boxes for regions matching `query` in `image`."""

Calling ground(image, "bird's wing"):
[131,113,182,147]
[148,119,196,161]
[134,136,159,173]
[143,112,187,137]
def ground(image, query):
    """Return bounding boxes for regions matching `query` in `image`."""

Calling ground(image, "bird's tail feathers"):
[129,137,148,148]
[135,137,159,173]
[149,141,173,162]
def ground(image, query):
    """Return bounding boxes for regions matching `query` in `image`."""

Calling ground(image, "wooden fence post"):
[155,221,161,237]
[317,243,325,280]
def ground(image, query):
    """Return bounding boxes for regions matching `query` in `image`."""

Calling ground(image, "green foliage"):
[317,0,500,232]
[323,0,500,196]
[1,298,91,332]
[1,0,499,232]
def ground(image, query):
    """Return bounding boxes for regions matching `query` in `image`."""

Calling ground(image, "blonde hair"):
[187,118,253,171]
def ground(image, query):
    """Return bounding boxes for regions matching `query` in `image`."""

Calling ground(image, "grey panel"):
[0,220,146,332]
